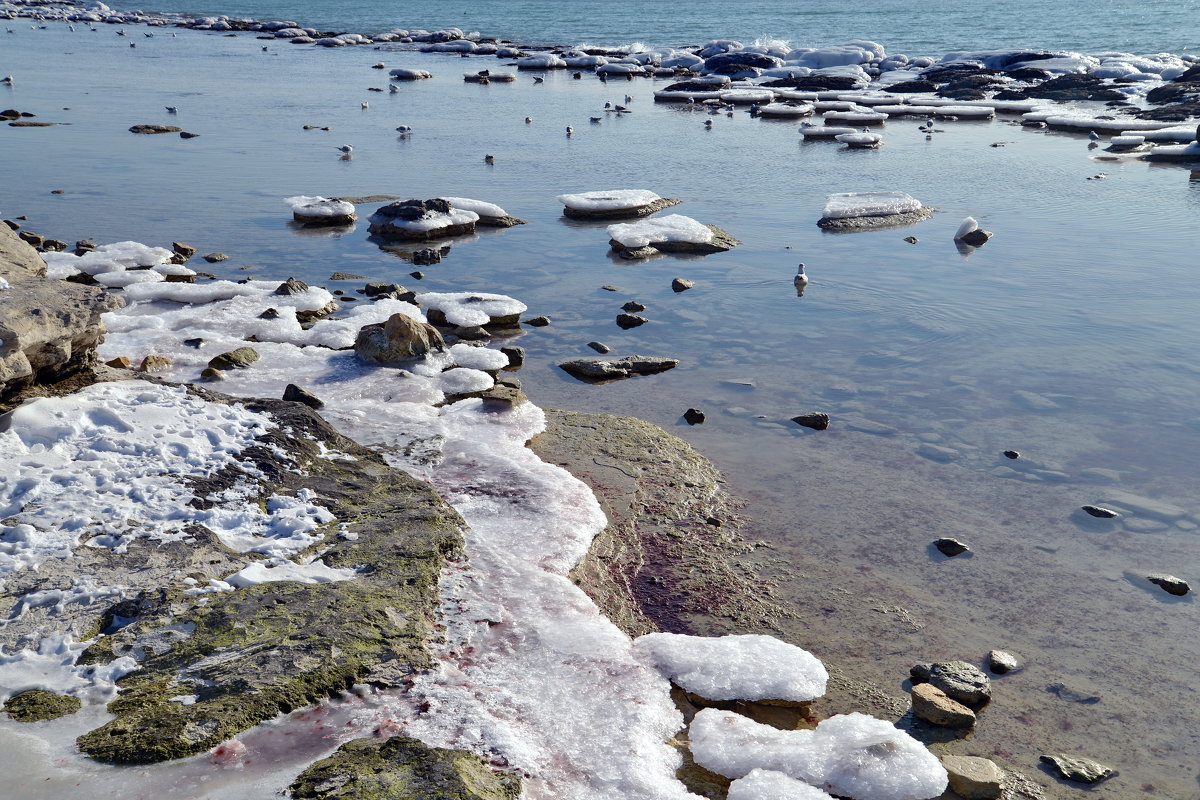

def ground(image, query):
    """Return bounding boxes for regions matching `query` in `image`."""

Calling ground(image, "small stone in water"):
[523,315,551,327]
[934,537,970,557]
[622,301,646,313]
[1039,753,1115,784]
[987,650,1021,674]
[600,285,621,292]
[1082,505,1119,518]
[683,408,705,425]
[616,313,647,329]
[183,338,204,348]
[587,341,611,354]
[671,277,695,292]
[500,345,525,368]
[410,271,425,279]
[903,236,919,244]
[1003,450,1020,459]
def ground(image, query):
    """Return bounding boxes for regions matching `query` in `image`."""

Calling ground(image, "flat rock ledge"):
[817,206,934,231]
[610,225,738,260]
[0,383,469,765]
[289,736,520,800]
[1,224,125,406]
[563,197,682,220]
[558,354,679,383]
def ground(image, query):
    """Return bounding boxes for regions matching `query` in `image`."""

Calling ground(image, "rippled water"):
[3,19,1200,798]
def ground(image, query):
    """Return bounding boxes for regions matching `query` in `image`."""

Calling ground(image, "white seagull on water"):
[336,144,353,154]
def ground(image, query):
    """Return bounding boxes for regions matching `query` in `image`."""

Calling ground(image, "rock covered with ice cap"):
[633,633,828,702]
[557,189,682,219]
[607,214,738,259]
[368,199,479,241]
[728,769,834,800]
[418,291,527,329]
[817,192,931,230]
[689,709,948,800]
[283,195,356,226]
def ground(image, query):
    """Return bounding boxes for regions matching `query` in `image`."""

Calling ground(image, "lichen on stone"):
[2,689,83,722]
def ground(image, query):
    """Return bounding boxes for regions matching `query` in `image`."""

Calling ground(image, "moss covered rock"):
[73,394,466,764]
[3,689,82,722]
[289,736,520,799]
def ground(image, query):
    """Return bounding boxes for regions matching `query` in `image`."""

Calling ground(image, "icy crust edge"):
[54,385,469,765]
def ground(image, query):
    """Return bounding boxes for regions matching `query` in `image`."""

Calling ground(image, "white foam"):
[283,195,355,218]
[728,769,834,800]
[633,633,828,701]
[607,214,713,248]
[822,192,923,220]
[557,189,663,212]
[689,709,947,800]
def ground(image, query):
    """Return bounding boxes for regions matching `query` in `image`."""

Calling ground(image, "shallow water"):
[3,19,1200,798]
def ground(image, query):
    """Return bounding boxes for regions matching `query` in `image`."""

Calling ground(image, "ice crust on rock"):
[418,291,527,327]
[367,206,479,233]
[690,709,947,800]
[440,196,508,218]
[223,558,358,588]
[0,633,139,705]
[558,189,663,212]
[729,770,834,800]
[42,240,175,279]
[449,343,511,371]
[822,192,923,220]
[437,367,495,395]
[633,633,828,702]
[283,195,355,218]
[607,214,713,248]
[954,217,979,240]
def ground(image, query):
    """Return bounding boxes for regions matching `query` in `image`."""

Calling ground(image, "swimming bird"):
[704,119,713,129]
[1088,130,1100,140]
[614,104,629,112]
[590,116,602,123]
[337,144,353,154]
[624,94,633,104]
[389,84,398,93]
[793,263,809,289]
[262,46,268,51]
[484,154,494,164]
[604,102,612,109]
[116,29,125,36]
[360,101,368,109]
[129,42,135,48]
[143,32,153,37]
[165,106,178,113]
[0,75,12,84]
[525,116,533,124]
[565,125,573,137]
[372,62,385,69]
[395,125,412,133]
[533,76,543,84]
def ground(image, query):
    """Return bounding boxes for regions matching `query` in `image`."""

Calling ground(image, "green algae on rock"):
[74,393,466,764]
[2,689,83,722]
[289,736,521,800]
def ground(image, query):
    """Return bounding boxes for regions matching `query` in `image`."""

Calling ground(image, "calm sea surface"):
[2,4,1200,798]
[110,0,1200,53]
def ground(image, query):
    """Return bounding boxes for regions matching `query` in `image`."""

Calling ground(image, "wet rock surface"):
[2,689,83,722]
[558,354,679,382]
[1038,753,1115,784]
[911,660,992,706]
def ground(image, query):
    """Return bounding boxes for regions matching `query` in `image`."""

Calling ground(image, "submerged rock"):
[940,754,1005,799]
[790,412,830,430]
[129,124,183,134]
[559,355,679,382]
[911,683,976,729]
[911,660,991,706]
[987,650,1021,674]
[1039,753,1115,784]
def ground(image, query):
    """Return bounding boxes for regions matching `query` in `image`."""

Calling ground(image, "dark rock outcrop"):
[559,355,678,382]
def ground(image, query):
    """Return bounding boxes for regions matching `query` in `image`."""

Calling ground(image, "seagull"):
[337,144,353,154]
[395,125,412,133]
[372,62,385,69]
[793,263,809,289]
[389,83,398,93]
[565,125,573,137]
[360,101,368,109]
[1088,130,1100,140]
[590,116,602,123]
[165,106,178,113]
[624,94,633,104]
[143,32,153,37]
[484,154,494,164]
[129,42,135,48]
[0,75,12,84]
[533,76,543,84]
[704,119,713,128]
[262,46,268,51]
[525,116,533,124]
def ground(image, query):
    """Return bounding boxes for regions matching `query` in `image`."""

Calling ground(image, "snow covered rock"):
[418,291,527,329]
[557,189,682,219]
[817,192,931,230]
[439,196,526,227]
[284,195,357,226]
[607,214,738,258]
[368,198,479,241]
[633,633,828,702]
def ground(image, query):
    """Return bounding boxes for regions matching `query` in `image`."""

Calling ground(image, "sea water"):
[2,12,1200,800]
[93,0,1200,54]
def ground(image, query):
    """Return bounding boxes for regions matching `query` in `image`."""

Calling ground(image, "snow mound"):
[441,196,508,218]
[633,633,828,701]
[283,195,355,218]
[729,770,834,800]
[558,189,662,212]
[418,292,527,327]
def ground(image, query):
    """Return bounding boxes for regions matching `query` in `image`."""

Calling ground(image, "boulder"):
[671,278,695,292]
[934,537,970,556]
[1147,574,1190,596]
[1,226,125,403]
[207,346,260,370]
[791,412,829,430]
[911,660,991,706]
[911,683,976,729]
[940,755,1005,799]
[987,650,1021,674]
[559,355,679,382]
[283,383,324,409]
[368,198,478,241]
[355,313,445,363]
